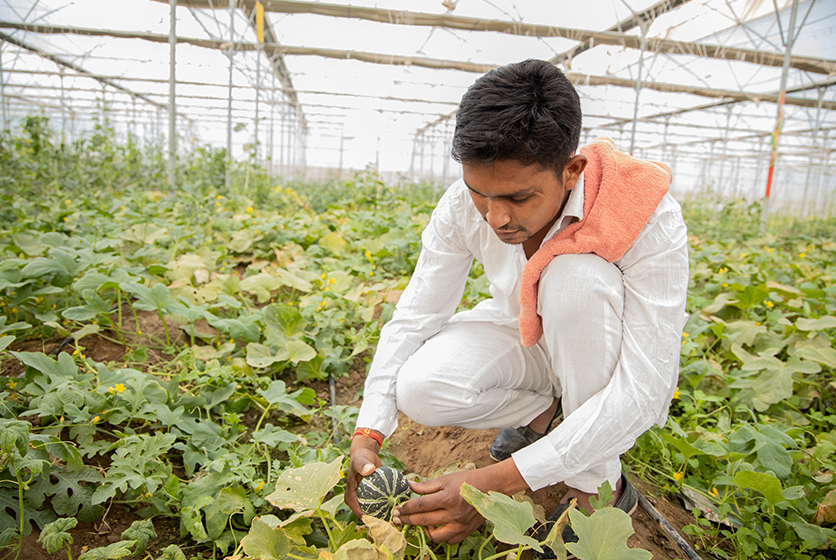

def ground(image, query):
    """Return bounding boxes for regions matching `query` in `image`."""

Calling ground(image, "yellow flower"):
[755,321,761,326]
[216,195,223,200]
[672,387,680,399]
[6,380,17,390]
[673,471,684,482]
[246,206,254,213]
[324,287,330,292]
[113,383,126,394]
[91,416,100,423]
[216,201,221,206]
[765,301,774,308]
[365,250,372,259]
[718,267,728,274]
[120,205,126,211]
[329,278,336,284]
[255,481,265,492]
[321,273,327,279]
[767,248,775,253]
[682,332,689,338]
[740,253,747,258]
[709,487,719,498]
[799,253,806,258]
[722,283,729,287]
[65,199,71,205]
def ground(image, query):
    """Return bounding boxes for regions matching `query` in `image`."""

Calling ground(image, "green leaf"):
[216,486,255,524]
[286,340,317,364]
[28,464,104,523]
[0,487,58,535]
[121,282,174,312]
[787,514,836,546]
[257,380,311,417]
[155,544,187,560]
[794,345,836,368]
[119,223,168,245]
[733,471,784,506]
[37,517,78,554]
[0,419,30,456]
[0,335,13,352]
[565,508,651,560]
[246,342,290,368]
[266,457,343,512]
[459,483,541,551]
[263,303,306,340]
[796,316,836,331]
[319,231,348,254]
[241,516,293,560]
[240,273,281,303]
[251,424,298,449]
[121,519,156,556]
[78,540,137,560]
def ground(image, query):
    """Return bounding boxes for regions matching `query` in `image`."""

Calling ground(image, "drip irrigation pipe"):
[637,492,704,560]
[329,374,339,443]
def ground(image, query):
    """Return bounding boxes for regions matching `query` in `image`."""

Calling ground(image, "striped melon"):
[356,466,411,520]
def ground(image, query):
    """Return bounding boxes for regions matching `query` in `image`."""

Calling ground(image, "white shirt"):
[357,174,689,490]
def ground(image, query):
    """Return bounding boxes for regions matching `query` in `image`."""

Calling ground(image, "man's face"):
[462,158,583,247]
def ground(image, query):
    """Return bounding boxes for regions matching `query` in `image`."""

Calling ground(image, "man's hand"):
[345,431,383,518]
[391,460,528,544]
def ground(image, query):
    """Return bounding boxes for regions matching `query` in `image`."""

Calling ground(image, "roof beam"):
[4,20,832,112]
[550,0,691,67]
[0,29,194,125]
[239,2,308,131]
[161,0,836,75]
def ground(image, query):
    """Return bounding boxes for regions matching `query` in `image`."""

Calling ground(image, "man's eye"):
[510,196,530,203]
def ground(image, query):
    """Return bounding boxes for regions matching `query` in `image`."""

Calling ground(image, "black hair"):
[451,59,582,177]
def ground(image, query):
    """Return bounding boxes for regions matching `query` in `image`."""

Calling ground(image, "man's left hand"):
[392,460,528,544]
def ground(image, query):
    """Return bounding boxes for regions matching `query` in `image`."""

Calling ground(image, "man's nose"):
[485,198,511,229]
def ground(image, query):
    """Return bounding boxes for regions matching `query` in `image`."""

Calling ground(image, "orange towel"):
[518,138,671,347]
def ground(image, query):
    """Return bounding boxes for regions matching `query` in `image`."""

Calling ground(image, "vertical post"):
[168,0,177,191]
[801,87,824,217]
[762,0,800,232]
[338,133,345,180]
[0,41,6,130]
[628,25,647,156]
[59,67,67,145]
[226,0,236,190]
[254,50,260,161]
[268,71,275,173]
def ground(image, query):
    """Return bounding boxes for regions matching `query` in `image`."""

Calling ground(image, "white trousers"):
[396,254,624,493]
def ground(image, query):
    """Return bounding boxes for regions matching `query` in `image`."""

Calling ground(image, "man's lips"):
[494,228,522,239]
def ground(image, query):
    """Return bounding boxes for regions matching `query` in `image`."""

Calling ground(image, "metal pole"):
[254,47,260,161]
[268,71,275,173]
[226,0,236,190]
[628,26,648,156]
[338,133,345,180]
[0,41,6,130]
[168,0,177,191]
[801,87,824,217]
[762,0,800,232]
[59,67,67,145]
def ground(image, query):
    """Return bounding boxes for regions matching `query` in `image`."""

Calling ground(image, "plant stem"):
[158,309,171,346]
[317,510,337,551]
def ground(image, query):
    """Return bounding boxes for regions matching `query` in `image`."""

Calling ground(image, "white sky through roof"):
[0,0,834,188]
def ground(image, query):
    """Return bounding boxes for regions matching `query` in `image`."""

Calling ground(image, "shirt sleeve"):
[513,198,690,491]
[356,186,475,437]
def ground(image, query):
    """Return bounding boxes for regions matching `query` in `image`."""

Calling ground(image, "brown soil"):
[388,418,701,559]
[4,316,702,559]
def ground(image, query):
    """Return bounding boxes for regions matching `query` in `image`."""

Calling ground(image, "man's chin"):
[493,230,527,244]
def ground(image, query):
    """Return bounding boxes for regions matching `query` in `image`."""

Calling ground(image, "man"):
[345,59,689,549]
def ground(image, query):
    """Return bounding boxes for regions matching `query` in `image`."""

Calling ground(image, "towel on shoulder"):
[518,138,672,347]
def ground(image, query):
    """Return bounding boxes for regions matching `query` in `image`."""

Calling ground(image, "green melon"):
[356,466,411,520]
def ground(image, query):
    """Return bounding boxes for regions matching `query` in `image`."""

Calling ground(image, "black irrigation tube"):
[637,492,704,560]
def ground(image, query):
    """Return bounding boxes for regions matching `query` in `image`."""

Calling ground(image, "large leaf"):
[565,508,651,560]
[78,540,137,560]
[0,419,30,456]
[812,489,836,526]
[263,303,306,340]
[266,457,343,512]
[257,380,313,417]
[459,483,541,551]
[240,273,281,303]
[733,471,784,506]
[28,464,104,522]
[37,517,78,554]
[319,232,348,254]
[796,316,836,331]
[794,345,836,368]
[121,519,156,556]
[287,340,317,364]
[0,487,57,535]
[0,335,13,352]
[363,515,406,558]
[241,516,293,560]
[121,282,174,312]
[246,343,290,368]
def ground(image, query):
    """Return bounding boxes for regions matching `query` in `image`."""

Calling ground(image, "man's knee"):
[395,355,450,427]
[538,253,624,319]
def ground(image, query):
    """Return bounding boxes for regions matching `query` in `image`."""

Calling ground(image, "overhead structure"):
[0,0,832,213]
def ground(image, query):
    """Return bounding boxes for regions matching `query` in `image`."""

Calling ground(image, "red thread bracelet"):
[352,428,384,446]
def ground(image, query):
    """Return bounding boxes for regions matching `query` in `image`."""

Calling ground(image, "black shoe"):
[489,400,563,462]
[533,473,639,559]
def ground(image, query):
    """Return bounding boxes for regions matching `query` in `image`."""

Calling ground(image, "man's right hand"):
[345,430,384,518]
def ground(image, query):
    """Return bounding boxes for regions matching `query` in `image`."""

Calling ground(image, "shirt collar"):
[543,172,584,243]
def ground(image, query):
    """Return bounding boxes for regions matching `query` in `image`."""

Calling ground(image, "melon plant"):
[357,467,411,520]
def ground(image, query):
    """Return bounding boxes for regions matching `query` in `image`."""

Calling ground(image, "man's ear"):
[563,154,588,190]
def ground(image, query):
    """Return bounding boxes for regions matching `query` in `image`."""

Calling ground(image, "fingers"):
[345,436,383,518]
